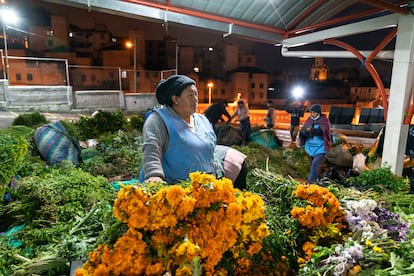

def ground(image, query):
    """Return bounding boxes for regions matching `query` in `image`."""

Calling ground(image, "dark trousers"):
[240,117,251,142]
[233,161,247,190]
[290,125,299,141]
[307,153,325,184]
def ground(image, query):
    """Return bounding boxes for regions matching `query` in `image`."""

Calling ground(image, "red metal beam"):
[324,38,389,119]
[123,0,285,35]
[287,0,325,30]
[365,28,397,65]
[358,0,409,15]
[286,8,384,37]
[404,97,414,124]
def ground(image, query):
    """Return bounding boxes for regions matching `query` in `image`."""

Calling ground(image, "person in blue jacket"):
[139,75,219,184]
[299,104,331,184]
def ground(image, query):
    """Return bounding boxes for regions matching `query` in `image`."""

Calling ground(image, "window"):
[221,89,225,95]
[251,83,255,89]
[259,83,264,88]
[27,73,33,81]
[259,92,264,98]
[91,75,96,81]
[16,73,21,81]
[81,74,86,82]
[109,72,114,79]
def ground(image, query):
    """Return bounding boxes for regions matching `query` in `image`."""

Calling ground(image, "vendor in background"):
[286,101,305,143]
[299,104,331,184]
[231,99,251,144]
[264,100,275,129]
[203,100,231,128]
[139,75,219,184]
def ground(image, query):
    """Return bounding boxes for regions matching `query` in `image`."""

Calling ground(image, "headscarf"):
[155,75,195,106]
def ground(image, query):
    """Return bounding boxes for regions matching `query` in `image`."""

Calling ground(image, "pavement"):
[0,111,87,129]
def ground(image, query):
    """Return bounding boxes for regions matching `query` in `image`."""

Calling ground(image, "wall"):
[6,85,73,112]
[0,83,157,113]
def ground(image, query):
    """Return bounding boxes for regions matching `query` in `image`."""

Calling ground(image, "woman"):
[299,104,331,184]
[264,100,275,129]
[139,75,220,184]
[231,99,251,144]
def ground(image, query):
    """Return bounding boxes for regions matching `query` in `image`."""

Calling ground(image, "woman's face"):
[172,84,198,119]
[310,111,319,118]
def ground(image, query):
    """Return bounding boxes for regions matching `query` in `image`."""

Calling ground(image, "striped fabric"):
[34,121,81,165]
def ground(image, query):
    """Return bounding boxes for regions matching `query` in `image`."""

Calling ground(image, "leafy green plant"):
[0,167,119,274]
[0,133,28,192]
[79,130,142,178]
[347,167,409,193]
[129,115,145,131]
[12,112,48,128]
[74,110,128,140]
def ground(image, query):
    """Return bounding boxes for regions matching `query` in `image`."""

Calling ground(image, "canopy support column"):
[382,15,414,175]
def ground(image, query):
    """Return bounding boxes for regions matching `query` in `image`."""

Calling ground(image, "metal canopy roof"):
[41,0,410,46]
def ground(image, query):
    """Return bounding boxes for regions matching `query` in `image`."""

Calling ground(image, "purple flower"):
[373,207,410,241]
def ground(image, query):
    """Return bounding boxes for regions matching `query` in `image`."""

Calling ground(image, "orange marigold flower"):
[302,241,315,259]
[176,264,193,276]
[144,262,165,275]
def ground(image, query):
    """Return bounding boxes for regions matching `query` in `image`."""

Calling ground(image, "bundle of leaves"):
[0,131,29,196]
[0,167,119,275]
[79,130,143,178]
[129,114,145,131]
[74,110,129,140]
[346,166,410,193]
[12,112,48,128]
[236,142,309,186]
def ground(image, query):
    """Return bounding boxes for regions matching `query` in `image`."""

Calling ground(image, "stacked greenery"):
[0,111,413,275]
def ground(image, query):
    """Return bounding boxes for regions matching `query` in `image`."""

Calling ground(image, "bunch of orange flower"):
[75,172,269,276]
[290,184,346,264]
[290,184,344,228]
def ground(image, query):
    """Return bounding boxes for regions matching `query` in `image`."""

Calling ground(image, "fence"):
[0,55,175,93]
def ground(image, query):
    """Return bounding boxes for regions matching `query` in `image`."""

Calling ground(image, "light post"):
[126,37,137,93]
[167,39,178,75]
[207,82,213,104]
[133,36,137,93]
[1,8,18,80]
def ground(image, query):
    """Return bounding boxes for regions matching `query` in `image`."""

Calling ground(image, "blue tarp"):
[250,130,283,149]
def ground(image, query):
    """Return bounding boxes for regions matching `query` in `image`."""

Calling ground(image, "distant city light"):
[193,67,199,73]
[292,86,304,98]
[208,47,213,51]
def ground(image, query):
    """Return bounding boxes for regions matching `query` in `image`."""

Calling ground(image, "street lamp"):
[207,82,213,104]
[166,40,178,75]
[126,37,137,93]
[1,8,18,80]
[133,37,137,93]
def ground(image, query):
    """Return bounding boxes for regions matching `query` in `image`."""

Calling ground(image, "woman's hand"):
[144,176,166,184]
